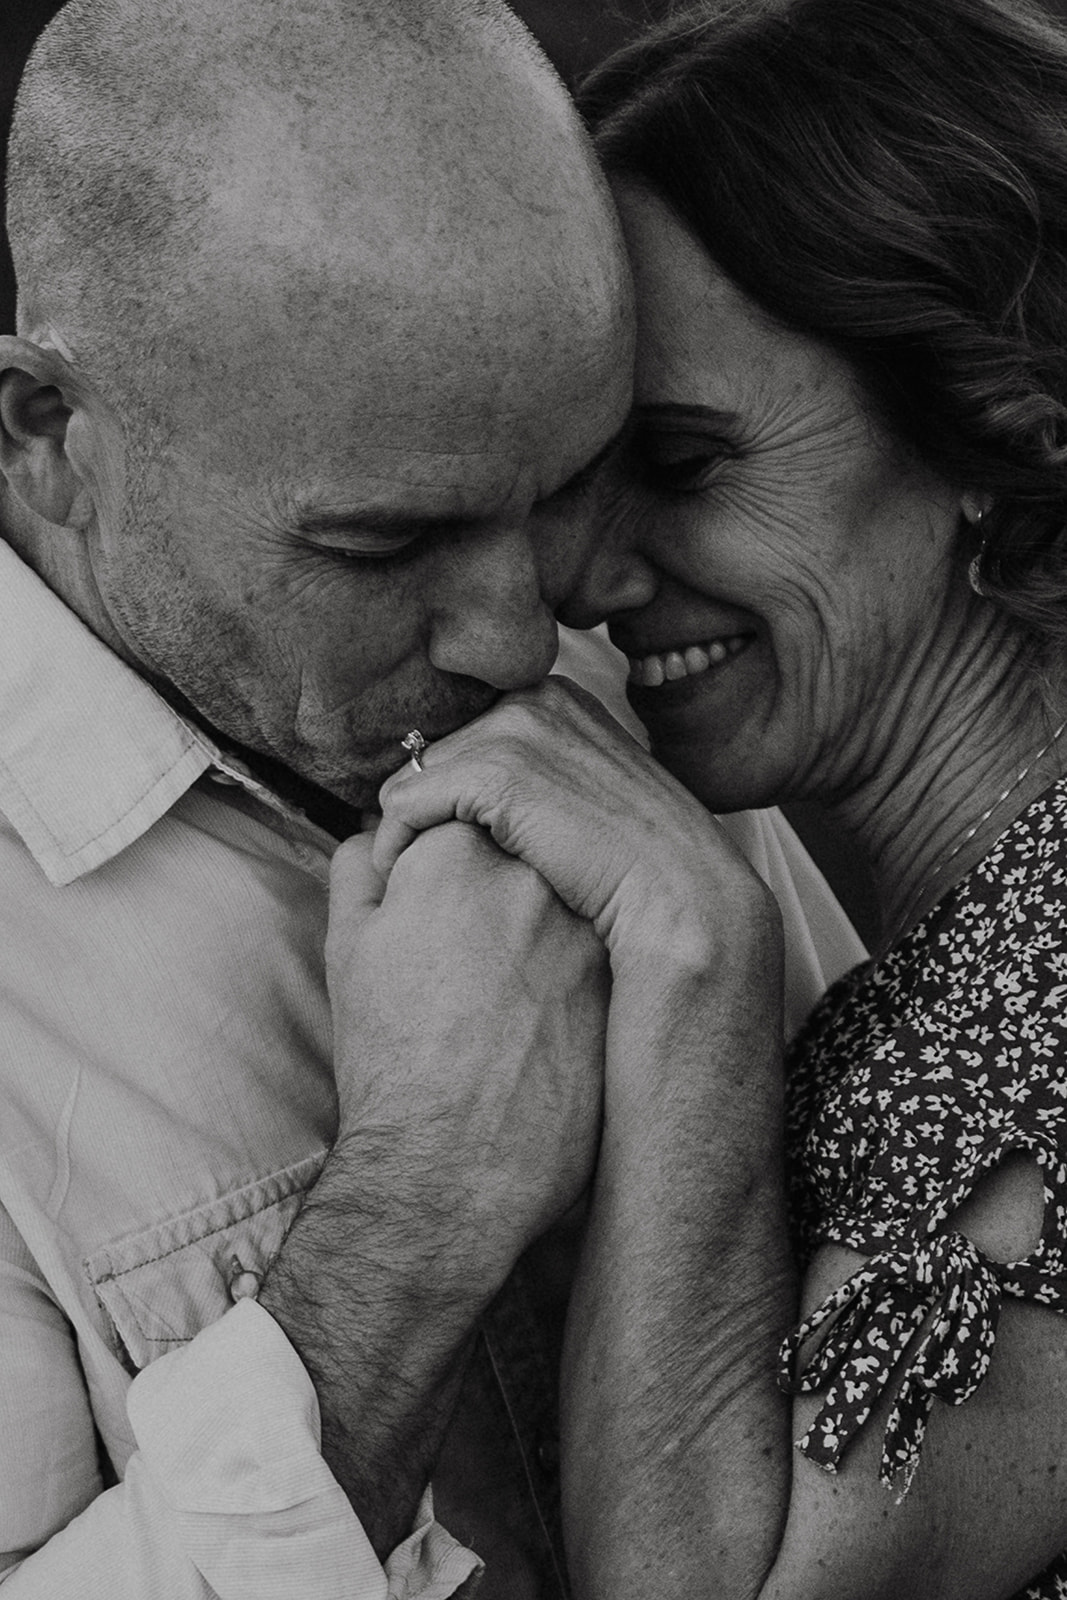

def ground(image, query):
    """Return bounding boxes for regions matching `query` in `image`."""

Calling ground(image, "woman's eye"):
[633,434,732,492]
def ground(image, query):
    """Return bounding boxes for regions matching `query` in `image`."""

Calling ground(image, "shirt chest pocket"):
[83,1150,326,1373]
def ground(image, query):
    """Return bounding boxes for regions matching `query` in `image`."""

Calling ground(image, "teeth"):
[628,635,747,686]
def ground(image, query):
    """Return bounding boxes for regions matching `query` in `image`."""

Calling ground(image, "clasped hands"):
[325,677,776,1287]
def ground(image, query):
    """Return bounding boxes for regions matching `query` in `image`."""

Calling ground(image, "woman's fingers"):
[374,677,735,943]
[378,681,593,857]
[379,680,614,843]
[376,740,550,883]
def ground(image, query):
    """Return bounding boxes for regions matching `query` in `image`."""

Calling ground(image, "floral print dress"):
[781,774,1067,1599]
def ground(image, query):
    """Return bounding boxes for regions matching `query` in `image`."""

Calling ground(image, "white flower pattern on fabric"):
[781,775,1067,1598]
[780,1231,1001,1495]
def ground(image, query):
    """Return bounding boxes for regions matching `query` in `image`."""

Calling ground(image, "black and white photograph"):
[3,1,1067,1595]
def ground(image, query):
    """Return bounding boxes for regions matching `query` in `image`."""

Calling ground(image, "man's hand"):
[329,820,608,1265]
[260,821,609,1556]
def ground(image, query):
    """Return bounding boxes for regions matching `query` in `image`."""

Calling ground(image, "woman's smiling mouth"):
[626,633,751,687]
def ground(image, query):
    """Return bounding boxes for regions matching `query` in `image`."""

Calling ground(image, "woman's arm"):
[564,963,1067,1600]
[561,881,795,1600]
[377,678,1067,1600]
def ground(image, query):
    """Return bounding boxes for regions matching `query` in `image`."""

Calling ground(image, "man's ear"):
[0,335,97,528]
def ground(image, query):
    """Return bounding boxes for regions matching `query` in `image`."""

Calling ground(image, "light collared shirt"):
[0,540,863,1597]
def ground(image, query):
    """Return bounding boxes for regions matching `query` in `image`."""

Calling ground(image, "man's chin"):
[306,689,506,809]
[317,751,411,811]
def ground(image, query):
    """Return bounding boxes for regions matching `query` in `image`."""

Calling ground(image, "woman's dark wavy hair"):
[581,0,1067,648]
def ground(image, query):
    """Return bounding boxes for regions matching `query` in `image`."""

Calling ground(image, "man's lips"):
[624,632,753,688]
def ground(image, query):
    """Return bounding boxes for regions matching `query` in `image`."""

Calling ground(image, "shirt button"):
[228,1256,262,1302]
[536,1433,559,1473]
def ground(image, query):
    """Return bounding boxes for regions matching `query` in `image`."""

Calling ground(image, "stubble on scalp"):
[6,0,622,428]
[4,0,631,801]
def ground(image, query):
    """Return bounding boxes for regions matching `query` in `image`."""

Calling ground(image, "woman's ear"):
[960,490,993,527]
[0,335,97,528]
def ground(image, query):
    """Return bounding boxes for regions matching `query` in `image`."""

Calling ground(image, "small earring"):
[967,508,987,597]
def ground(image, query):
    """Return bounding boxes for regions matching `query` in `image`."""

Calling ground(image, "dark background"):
[7,0,1065,943]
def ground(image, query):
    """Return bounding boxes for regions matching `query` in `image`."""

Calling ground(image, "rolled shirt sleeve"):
[2,1299,480,1599]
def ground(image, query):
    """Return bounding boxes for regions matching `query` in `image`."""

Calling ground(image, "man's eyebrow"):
[291,429,630,534]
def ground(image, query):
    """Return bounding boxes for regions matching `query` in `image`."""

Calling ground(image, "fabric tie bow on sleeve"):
[779,1230,1002,1495]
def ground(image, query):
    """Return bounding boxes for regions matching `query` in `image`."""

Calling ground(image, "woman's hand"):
[376,676,771,970]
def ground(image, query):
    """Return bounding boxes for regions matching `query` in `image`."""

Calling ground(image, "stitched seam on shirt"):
[0,738,203,861]
[85,1150,327,1290]
[86,1167,324,1360]
[92,1192,299,1285]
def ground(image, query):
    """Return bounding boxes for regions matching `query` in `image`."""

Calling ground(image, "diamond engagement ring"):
[401,729,426,772]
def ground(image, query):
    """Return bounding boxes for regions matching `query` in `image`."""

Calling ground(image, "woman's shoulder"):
[787,773,1067,1258]
[794,769,1067,1064]
[781,778,1067,1514]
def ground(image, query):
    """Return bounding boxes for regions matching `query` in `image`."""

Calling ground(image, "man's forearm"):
[259,1131,505,1557]
[295,824,610,1556]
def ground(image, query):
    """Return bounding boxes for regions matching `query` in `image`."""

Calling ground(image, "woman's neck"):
[829,624,1067,955]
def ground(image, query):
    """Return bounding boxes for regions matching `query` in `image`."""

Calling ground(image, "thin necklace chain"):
[893,717,1067,944]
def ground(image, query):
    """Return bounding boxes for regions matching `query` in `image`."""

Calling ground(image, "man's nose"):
[428,527,560,690]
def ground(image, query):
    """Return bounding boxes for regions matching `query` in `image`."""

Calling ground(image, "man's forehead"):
[175,206,633,483]
[12,0,636,428]
[192,28,623,291]
[197,169,627,353]
[367,417,624,490]
[100,2,638,494]
[278,401,631,525]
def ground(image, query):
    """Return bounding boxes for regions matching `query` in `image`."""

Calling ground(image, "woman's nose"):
[556,534,659,632]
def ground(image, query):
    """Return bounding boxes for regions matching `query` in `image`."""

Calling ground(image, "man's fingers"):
[330,831,389,913]
[379,819,517,893]
[372,816,422,878]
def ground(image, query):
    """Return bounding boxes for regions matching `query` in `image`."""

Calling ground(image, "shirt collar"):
[0,539,283,885]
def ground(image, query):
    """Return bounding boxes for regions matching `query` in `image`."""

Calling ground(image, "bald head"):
[8,0,625,427]
[0,0,632,807]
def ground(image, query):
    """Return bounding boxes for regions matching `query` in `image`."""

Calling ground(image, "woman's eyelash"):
[633,440,733,490]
